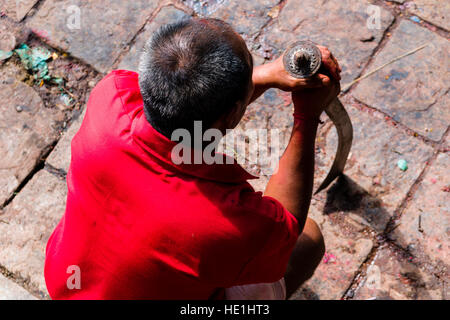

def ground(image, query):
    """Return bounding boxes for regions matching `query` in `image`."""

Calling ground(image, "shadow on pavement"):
[319,175,433,300]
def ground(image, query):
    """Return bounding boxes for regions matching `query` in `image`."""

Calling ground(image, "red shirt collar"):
[130,108,258,183]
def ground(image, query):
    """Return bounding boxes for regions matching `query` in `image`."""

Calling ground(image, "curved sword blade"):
[315,98,353,194]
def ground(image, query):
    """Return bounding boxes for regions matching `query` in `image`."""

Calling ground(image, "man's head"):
[138,18,253,138]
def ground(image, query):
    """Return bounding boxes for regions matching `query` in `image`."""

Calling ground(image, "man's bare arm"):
[264,117,318,233]
[248,47,340,232]
[264,79,340,233]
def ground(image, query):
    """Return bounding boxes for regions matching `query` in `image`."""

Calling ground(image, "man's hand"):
[291,46,341,119]
[266,45,341,90]
[250,45,341,103]
[292,77,341,120]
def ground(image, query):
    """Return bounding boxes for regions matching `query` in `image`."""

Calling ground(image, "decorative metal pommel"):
[282,40,322,79]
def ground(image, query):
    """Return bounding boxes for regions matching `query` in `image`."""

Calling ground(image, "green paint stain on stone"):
[397,159,408,171]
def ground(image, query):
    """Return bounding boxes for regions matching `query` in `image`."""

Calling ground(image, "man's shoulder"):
[93,70,140,98]
[85,70,143,121]
[72,70,144,162]
[103,69,139,82]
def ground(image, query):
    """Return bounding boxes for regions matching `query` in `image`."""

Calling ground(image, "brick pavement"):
[0,0,448,299]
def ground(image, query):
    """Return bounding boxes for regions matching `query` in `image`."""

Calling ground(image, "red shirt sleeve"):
[233,191,300,285]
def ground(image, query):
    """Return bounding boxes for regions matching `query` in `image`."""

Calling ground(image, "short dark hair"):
[138,18,252,138]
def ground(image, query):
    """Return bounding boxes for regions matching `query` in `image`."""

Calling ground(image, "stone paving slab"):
[118,6,190,72]
[210,0,278,41]
[0,0,39,22]
[27,0,160,73]
[46,108,86,173]
[185,0,279,43]
[352,20,450,142]
[0,170,67,297]
[353,244,447,299]
[0,274,37,300]
[0,63,64,206]
[0,17,30,53]
[262,0,394,85]
[389,150,449,268]
[409,0,450,31]
[290,204,373,300]
[312,101,434,232]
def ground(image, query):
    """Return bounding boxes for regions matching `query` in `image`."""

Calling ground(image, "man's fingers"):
[317,45,341,81]
[328,51,341,72]
[335,57,342,73]
[294,74,331,88]
[330,53,342,73]
[317,74,331,86]
[327,58,341,81]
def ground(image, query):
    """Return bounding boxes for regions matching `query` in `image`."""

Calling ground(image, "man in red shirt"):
[44,18,341,299]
